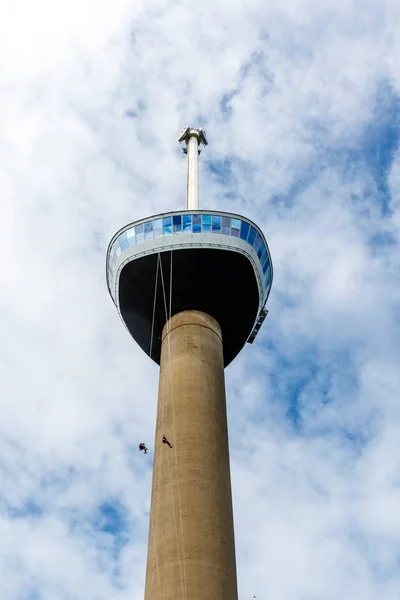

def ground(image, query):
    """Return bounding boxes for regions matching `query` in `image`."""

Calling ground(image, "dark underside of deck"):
[118,248,259,367]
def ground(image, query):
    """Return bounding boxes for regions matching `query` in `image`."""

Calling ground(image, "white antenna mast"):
[177,127,208,210]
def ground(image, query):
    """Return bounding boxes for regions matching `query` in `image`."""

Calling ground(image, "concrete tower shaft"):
[144,310,238,600]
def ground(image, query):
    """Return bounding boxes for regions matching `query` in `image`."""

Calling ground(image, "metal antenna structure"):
[106,128,273,599]
[177,126,208,209]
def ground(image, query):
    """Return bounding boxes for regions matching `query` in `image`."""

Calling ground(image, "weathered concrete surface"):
[144,310,238,600]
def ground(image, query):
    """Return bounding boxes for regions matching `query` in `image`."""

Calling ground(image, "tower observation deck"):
[106,128,273,599]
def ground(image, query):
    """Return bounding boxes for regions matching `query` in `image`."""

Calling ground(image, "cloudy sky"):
[2,0,400,598]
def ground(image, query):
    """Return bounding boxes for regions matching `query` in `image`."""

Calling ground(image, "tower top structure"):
[106,127,272,366]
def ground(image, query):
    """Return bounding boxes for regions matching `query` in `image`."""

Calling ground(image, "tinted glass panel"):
[231,218,241,235]
[116,246,122,257]
[128,236,136,247]
[136,232,144,243]
[212,215,221,232]
[135,223,144,235]
[257,247,263,260]
[240,221,250,241]
[262,260,269,274]
[154,218,163,237]
[144,221,153,240]
[222,216,231,235]
[183,214,192,232]
[261,250,268,267]
[247,226,257,246]
[120,239,129,251]
[254,233,262,251]
[173,215,182,232]
[202,214,211,232]
[163,216,172,235]
[126,228,135,239]
[119,231,127,243]
[193,214,201,233]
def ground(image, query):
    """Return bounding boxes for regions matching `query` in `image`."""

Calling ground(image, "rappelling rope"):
[159,252,187,599]
[167,250,188,599]
[148,255,162,599]
[149,253,160,361]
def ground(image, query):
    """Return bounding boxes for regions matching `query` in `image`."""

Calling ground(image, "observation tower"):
[106,128,273,599]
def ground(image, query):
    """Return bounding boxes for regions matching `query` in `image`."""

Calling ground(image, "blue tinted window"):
[231,218,241,237]
[222,216,231,235]
[135,224,144,243]
[261,250,268,267]
[112,241,119,254]
[154,218,163,237]
[144,221,153,240]
[202,214,211,232]
[248,226,257,246]
[173,215,182,232]
[263,260,269,274]
[116,246,122,257]
[257,247,263,260]
[254,233,262,251]
[120,239,129,251]
[163,216,172,235]
[126,227,135,239]
[240,221,250,241]
[128,236,136,247]
[193,214,201,233]
[119,231,127,243]
[212,215,221,232]
[183,214,192,232]
[259,242,266,258]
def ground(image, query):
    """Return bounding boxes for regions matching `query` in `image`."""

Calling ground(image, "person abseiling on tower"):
[139,442,148,454]
[162,435,173,448]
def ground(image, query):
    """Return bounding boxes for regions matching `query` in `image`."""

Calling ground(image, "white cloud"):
[1,0,400,598]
